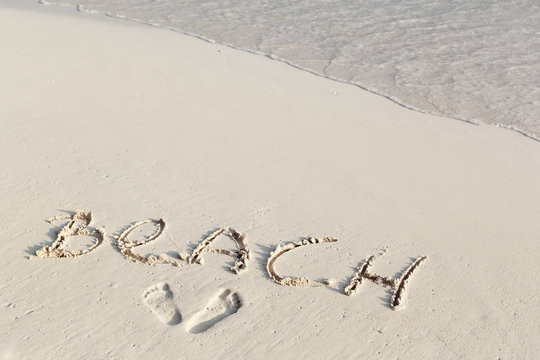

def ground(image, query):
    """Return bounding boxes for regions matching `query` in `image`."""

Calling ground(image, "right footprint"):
[142,282,182,326]
[185,289,242,334]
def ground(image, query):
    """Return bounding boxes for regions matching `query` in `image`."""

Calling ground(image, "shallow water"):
[41,0,540,139]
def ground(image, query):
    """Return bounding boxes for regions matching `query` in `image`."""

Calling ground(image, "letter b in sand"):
[36,210,105,258]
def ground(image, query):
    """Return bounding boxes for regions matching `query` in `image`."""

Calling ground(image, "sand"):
[1,2,539,359]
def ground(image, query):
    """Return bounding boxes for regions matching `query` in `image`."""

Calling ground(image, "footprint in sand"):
[142,282,182,325]
[186,289,242,334]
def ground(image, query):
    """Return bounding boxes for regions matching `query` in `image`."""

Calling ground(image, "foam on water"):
[39,0,540,140]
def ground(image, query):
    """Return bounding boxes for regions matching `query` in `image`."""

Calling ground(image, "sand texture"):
[1,2,539,359]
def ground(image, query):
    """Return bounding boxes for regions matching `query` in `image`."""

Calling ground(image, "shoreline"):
[33,0,540,142]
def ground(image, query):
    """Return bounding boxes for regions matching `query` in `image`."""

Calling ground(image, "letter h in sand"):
[344,255,427,310]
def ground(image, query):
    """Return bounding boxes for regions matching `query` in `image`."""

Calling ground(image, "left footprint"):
[142,282,182,325]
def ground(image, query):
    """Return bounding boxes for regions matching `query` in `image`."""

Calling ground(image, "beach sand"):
[1,2,539,359]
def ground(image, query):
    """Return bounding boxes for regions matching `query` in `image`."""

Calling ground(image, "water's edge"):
[38,0,539,143]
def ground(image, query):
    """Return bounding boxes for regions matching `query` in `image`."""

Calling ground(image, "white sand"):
[1,2,539,359]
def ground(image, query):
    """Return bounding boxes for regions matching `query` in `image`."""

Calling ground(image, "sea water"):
[40,0,540,139]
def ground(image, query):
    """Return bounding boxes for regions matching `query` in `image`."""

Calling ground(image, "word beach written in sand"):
[35,210,427,310]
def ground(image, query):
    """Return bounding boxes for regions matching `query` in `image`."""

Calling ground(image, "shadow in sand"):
[24,213,72,256]
[254,243,274,278]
